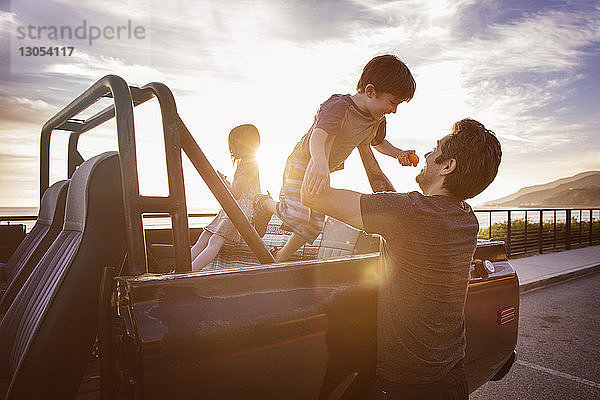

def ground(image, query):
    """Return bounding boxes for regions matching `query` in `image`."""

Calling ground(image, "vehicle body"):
[0,75,518,399]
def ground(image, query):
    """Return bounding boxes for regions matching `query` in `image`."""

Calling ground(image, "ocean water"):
[0,207,39,231]
[143,214,217,229]
[0,207,38,217]
[1,207,217,232]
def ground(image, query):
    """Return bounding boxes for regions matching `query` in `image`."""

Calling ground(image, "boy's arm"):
[301,184,364,231]
[373,139,404,158]
[374,139,417,166]
[303,127,334,195]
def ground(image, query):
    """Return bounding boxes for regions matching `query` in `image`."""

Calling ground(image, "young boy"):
[255,54,416,262]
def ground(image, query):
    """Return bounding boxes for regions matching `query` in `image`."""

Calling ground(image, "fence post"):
[553,210,557,251]
[489,211,492,240]
[566,209,571,250]
[590,209,593,246]
[506,210,511,258]
[539,210,543,254]
[524,210,528,254]
[579,210,583,246]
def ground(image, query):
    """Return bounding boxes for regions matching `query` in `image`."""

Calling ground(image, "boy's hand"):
[398,150,419,166]
[304,159,330,195]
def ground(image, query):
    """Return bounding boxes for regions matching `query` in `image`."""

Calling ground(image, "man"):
[302,118,502,399]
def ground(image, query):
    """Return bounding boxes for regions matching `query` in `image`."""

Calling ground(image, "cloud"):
[43,51,167,84]
[459,11,600,77]
[0,93,53,127]
[388,4,600,158]
[1,0,600,208]
[0,9,15,27]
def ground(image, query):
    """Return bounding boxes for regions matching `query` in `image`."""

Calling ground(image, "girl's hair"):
[228,124,260,162]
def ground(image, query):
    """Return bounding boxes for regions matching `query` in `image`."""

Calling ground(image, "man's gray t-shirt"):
[360,191,478,384]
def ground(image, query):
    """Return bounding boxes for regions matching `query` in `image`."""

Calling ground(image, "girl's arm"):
[217,171,233,191]
[231,159,259,198]
[231,173,244,198]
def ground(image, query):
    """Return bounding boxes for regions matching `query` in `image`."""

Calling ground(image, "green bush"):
[477,217,596,241]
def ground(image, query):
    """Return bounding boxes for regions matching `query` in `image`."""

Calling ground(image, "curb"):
[519,263,600,294]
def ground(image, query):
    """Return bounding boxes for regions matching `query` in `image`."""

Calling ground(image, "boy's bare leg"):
[275,232,307,262]
[258,197,308,262]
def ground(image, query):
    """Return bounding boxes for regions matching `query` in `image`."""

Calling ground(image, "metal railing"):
[4,206,599,261]
[1,212,218,229]
[36,76,275,274]
[0,216,37,222]
[474,208,600,258]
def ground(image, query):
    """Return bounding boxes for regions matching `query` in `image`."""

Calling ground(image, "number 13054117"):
[18,46,74,56]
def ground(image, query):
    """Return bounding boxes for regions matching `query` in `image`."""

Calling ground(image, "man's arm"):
[301,185,364,231]
[303,128,334,195]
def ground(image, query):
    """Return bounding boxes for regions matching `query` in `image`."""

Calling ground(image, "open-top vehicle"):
[0,75,518,399]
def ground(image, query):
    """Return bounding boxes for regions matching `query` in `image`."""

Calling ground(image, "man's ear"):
[365,84,376,98]
[440,158,456,176]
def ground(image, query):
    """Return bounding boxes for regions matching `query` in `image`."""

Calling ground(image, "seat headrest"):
[63,152,120,232]
[37,180,69,226]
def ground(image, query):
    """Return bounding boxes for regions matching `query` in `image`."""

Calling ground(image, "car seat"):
[0,152,125,399]
[0,180,69,315]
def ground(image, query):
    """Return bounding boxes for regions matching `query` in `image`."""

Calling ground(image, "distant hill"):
[484,171,600,208]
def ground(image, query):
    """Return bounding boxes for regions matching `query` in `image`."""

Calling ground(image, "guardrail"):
[0,216,38,221]
[474,208,600,258]
[0,212,218,229]
[4,208,599,260]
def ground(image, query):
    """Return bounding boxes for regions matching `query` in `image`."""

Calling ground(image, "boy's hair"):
[228,124,260,162]
[357,54,416,102]
[435,118,502,200]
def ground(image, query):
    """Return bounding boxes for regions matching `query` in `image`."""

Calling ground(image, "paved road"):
[471,272,600,399]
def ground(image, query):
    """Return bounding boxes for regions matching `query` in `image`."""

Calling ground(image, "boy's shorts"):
[277,153,325,244]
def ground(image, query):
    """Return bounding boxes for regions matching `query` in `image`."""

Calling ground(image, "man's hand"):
[303,158,330,195]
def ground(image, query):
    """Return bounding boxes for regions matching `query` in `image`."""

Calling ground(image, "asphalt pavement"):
[471,266,600,399]
[469,244,600,399]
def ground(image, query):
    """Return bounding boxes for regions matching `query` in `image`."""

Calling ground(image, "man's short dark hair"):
[435,118,502,200]
[357,54,416,102]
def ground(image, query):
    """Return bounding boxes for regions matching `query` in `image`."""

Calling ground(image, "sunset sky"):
[1,0,599,212]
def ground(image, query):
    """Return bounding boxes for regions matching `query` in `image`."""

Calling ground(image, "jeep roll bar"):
[40,75,274,275]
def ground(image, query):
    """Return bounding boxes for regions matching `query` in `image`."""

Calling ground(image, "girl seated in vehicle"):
[190,124,268,271]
